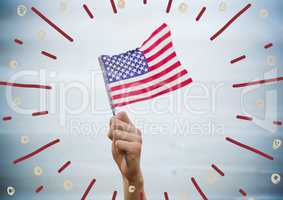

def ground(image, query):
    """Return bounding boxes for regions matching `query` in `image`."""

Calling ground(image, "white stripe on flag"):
[147,46,175,66]
[112,74,191,105]
[110,64,184,96]
[140,26,170,51]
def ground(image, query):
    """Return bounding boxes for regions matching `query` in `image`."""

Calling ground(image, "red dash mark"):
[83,4,94,19]
[58,161,71,173]
[273,121,282,126]
[143,0,147,4]
[32,111,48,116]
[110,0,117,14]
[236,115,253,121]
[13,139,60,164]
[41,51,57,60]
[226,137,274,160]
[31,7,74,42]
[239,188,247,196]
[14,38,23,45]
[191,177,208,200]
[233,77,283,88]
[196,7,206,21]
[112,191,117,200]
[81,179,96,200]
[2,116,12,121]
[210,3,251,41]
[166,0,173,13]
[0,81,52,90]
[230,55,246,64]
[264,43,273,49]
[35,185,44,193]
[164,192,169,200]
[211,164,225,176]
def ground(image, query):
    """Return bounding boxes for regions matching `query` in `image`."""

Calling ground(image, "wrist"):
[123,172,144,189]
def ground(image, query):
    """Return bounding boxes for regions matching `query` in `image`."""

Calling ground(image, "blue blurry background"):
[0,0,282,199]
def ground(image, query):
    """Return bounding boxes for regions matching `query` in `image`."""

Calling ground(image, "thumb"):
[115,112,133,125]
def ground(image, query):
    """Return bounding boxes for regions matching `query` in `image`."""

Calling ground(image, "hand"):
[107,112,145,199]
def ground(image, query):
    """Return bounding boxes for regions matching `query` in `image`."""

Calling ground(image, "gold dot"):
[60,0,68,13]
[207,171,217,184]
[34,166,43,176]
[128,185,136,193]
[219,2,227,12]
[271,173,281,184]
[37,30,46,40]
[267,55,276,66]
[17,5,27,16]
[117,0,126,9]
[272,139,282,150]
[13,97,21,106]
[9,60,18,69]
[178,2,188,13]
[259,9,269,18]
[20,136,29,145]
[7,186,16,196]
[256,99,264,108]
[64,180,73,191]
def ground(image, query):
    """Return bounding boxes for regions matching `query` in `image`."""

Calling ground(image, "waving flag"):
[99,23,192,110]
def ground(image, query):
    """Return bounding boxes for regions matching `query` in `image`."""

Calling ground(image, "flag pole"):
[98,57,129,166]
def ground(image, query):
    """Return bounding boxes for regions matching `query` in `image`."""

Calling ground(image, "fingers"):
[108,130,142,143]
[115,140,141,154]
[115,112,133,125]
[110,118,137,133]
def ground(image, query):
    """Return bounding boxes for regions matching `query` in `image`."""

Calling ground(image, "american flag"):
[99,23,192,108]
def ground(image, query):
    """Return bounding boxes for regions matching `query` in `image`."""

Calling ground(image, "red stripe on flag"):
[112,77,192,107]
[112,69,188,100]
[143,31,171,54]
[142,23,167,47]
[149,51,177,71]
[146,42,173,62]
[111,61,181,91]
